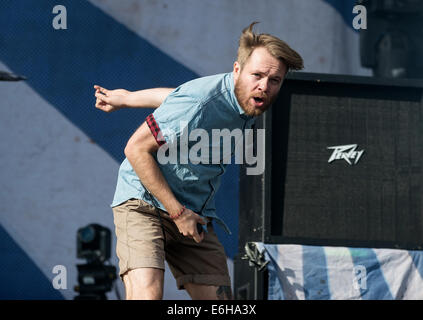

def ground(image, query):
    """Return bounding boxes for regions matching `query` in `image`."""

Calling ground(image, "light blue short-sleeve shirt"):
[111,72,255,234]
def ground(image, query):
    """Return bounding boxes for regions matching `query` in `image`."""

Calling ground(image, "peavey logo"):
[327,144,364,165]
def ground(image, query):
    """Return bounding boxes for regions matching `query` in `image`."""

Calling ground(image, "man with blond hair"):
[94,22,303,300]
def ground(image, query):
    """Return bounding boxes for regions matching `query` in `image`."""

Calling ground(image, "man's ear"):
[233,61,241,84]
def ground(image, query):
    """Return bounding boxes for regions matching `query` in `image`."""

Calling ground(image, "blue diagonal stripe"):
[408,250,423,280]
[0,224,64,300]
[302,246,331,299]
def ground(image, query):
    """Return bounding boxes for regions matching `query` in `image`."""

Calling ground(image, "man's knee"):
[123,268,164,300]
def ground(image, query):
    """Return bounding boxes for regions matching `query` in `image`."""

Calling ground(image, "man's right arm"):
[124,121,206,243]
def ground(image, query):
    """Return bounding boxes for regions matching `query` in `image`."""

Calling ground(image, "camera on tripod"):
[74,224,117,300]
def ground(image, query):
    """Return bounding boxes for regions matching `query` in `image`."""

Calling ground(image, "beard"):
[234,77,277,117]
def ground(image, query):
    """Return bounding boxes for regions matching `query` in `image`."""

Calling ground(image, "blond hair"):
[237,22,304,72]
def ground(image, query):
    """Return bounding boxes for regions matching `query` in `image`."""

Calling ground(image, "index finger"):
[94,85,108,95]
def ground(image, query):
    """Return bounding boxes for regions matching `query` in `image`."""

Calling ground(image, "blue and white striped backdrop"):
[1,0,369,299]
[255,243,423,300]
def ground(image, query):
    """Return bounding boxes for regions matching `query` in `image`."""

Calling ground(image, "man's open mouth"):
[252,97,265,107]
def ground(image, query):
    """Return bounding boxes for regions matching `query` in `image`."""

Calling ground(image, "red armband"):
[170,206,186,220]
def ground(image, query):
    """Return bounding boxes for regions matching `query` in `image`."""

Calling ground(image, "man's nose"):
[258,78,268,92]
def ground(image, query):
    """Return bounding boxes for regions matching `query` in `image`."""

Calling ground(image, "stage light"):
[74,224,118,300]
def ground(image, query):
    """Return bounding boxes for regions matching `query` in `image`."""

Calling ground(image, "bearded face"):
[233,47,287,117]
[234,74,277,117]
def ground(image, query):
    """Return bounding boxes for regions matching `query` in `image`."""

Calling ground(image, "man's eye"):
[253,73,260,78]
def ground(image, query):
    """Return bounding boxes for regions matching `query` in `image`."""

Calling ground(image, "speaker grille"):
[271,83,423,246]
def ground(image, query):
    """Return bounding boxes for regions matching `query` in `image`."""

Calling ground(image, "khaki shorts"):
[112,198,231,290]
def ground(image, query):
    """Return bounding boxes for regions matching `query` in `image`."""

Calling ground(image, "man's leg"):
[184,283,233,300]
[113,199,169,300]
[122,267,164,300]
[165,219,232,300]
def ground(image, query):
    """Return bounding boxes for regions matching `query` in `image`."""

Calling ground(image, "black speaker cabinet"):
[235,72,423,299]
[239,72,423,249]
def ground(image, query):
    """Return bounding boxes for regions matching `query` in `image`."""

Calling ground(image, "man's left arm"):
[94,85,175,113]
